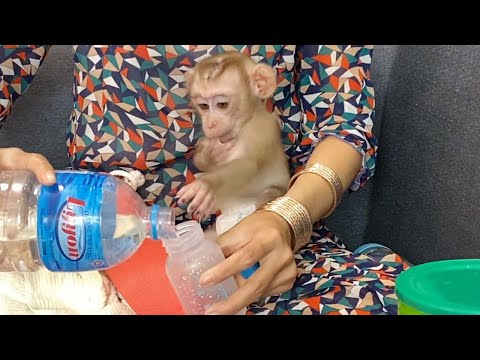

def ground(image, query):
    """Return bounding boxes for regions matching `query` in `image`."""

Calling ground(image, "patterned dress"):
[0,45,408,315]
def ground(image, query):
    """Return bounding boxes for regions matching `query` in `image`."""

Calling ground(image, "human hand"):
[0,147,56,185]
[199,210,298,315]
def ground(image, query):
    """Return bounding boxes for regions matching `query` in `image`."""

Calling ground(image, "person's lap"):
[70,170,407,315]
[246,226,408,315]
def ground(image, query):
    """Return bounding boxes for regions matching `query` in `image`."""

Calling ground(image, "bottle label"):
[37,171,108,271]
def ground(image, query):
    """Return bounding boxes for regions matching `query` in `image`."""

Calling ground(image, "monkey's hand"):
[176,177,215,221]
[193,138,235,171]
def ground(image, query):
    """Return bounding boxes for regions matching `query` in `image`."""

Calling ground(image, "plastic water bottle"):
[162,220,245,315]
[0,170,176,272]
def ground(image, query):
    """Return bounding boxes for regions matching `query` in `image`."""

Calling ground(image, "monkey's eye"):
[198,104,209,110]
[217,102,229,109]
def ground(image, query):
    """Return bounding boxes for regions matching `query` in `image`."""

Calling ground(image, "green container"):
[396,259,480,315]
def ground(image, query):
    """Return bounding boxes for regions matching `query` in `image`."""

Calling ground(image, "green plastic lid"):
[396,259,480,315]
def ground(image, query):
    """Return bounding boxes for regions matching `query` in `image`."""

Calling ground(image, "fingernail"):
[199,273,214,286]
[45,172,56,184]
[204,308,220,315]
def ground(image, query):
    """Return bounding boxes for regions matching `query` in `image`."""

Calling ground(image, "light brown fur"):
[177,52,290,220]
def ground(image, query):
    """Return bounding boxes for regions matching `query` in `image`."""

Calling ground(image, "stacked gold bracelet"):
[257,163,344,252]
[288,163,344,219]
[259,196,313,252]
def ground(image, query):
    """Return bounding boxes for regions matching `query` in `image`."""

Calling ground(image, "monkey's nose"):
[207,121,217,129]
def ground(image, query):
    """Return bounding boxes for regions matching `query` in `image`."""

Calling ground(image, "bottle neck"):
[161,220,204,255]
[145,205,176,240]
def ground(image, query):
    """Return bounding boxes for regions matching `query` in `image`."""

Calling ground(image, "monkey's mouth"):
[204,127,237,144]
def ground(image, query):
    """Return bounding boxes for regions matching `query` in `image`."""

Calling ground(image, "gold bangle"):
[259,196,312,252]
[288,163,344,219]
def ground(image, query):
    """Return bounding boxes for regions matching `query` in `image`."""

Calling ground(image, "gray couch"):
[2,45,479,265]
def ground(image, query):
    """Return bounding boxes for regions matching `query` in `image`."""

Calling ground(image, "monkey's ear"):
[184,68,195,89]
[251,63,277,99]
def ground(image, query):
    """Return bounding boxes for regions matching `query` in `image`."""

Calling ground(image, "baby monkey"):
[177,51,290,225]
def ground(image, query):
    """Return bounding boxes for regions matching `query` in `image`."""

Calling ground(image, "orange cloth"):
[105,238,184,315]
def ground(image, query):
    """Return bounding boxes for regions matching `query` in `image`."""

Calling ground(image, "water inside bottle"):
[0,212,145,272]
[0,190,42,271]
[101,214,145,268]
[165,221,245,315]
[0,238,41,272]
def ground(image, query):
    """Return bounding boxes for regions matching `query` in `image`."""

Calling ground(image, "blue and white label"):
[37,171,108,271]
[56,197,87,261]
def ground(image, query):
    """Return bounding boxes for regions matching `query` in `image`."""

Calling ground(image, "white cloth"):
[215,201,257,236]
[0,268,134,315]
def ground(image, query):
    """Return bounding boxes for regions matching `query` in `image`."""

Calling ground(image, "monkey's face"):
[189,70,254,143]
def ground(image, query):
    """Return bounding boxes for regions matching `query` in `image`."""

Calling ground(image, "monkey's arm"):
[201,157,260,197]
[192,138,212,172]
[177,156,260,219]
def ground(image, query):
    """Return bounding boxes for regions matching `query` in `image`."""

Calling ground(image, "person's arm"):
[0,45,51,128]
[0,46,55,184]
[287,45,377,227]
[287,137,361,223]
